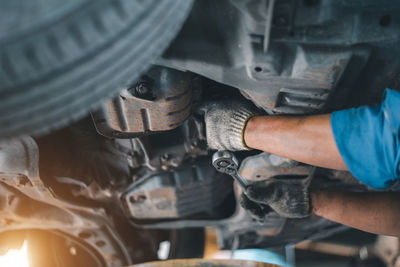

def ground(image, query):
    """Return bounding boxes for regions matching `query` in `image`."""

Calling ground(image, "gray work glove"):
[202,101,257,151]
[240,178,311,219]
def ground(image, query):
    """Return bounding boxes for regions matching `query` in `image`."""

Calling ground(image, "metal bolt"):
[161,154,170,161]
[135,82,149,95]
[217,160,230,167]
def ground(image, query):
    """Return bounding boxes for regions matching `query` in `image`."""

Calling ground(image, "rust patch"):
[92,67,192,138]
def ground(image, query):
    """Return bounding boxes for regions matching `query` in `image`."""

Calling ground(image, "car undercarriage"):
[1,0,400,266]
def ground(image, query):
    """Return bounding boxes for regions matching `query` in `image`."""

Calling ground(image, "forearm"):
[311,189,400,237]
[244,114,348,170]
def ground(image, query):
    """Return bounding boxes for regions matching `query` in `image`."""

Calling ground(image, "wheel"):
[0,0,193,138]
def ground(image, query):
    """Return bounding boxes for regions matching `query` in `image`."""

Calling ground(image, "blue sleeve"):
[331,89,400,189]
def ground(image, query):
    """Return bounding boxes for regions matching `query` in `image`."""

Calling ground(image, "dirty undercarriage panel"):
[160,0,400,113]
[122,161,232,219]
[92,66,193,138]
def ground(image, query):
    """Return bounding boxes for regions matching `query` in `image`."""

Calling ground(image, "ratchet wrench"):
[212,150,267,222]
[212,150,249,190]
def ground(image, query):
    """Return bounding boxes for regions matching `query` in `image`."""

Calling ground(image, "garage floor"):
[204,228,400,267]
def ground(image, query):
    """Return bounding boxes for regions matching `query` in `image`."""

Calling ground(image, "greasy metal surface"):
[125,116,209,172]
[118,147,351,250]
[122,161,232,219]
[131,259,281,267]
[238,152,313,182]
[238,47,360,114]
[92,66,192,138]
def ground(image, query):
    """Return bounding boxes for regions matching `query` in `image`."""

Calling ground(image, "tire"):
[0,0,193,138]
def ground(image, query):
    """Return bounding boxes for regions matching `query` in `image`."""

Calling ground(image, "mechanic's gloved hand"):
[240,178,311,219]
[202,101,258,151]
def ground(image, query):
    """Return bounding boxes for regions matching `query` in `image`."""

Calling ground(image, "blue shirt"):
[331,89,400,189]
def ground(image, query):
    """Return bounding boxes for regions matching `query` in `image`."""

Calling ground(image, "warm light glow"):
[0,241,30,267]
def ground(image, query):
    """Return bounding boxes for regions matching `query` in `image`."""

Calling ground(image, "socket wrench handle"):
[212,151,267,223]
[212,151,249,190]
